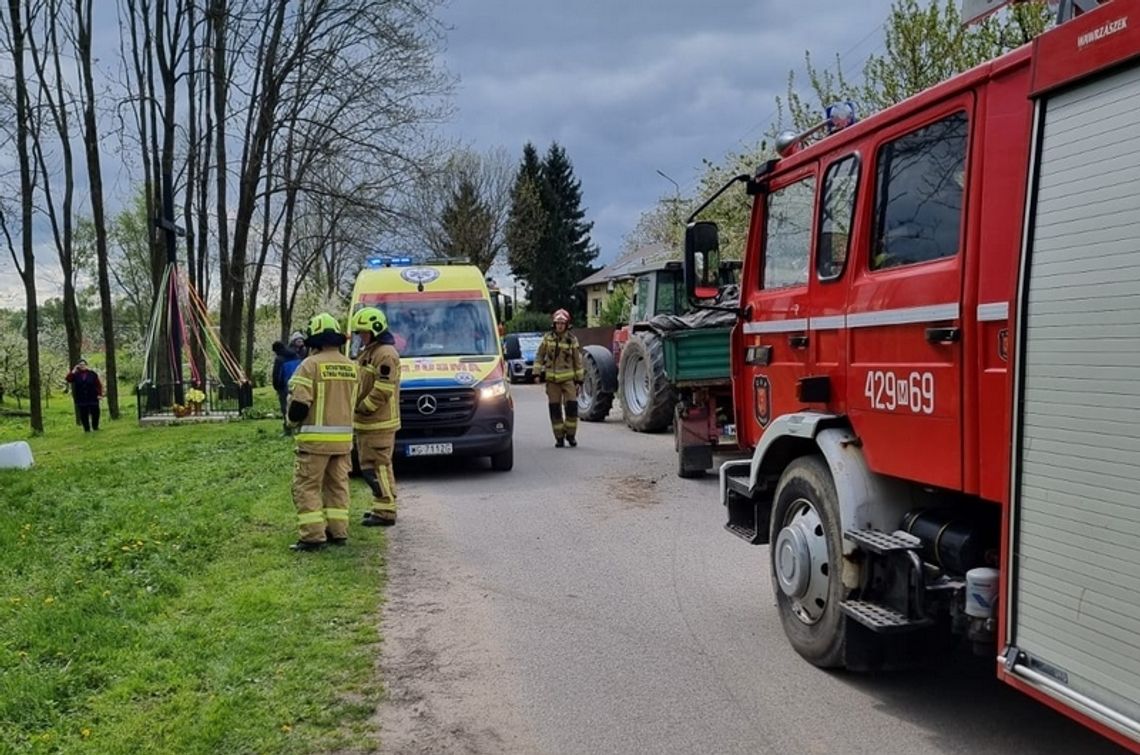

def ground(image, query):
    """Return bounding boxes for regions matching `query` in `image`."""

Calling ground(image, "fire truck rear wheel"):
[769,455,846,668]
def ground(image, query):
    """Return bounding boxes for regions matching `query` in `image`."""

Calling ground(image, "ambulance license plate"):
[407,443,453,457]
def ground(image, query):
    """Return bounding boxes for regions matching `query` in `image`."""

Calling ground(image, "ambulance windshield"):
[385,299,497,358]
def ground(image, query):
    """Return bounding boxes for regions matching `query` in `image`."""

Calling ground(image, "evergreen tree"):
[506,143,546,283]
[528,142,598,317]
[439,177,497,272]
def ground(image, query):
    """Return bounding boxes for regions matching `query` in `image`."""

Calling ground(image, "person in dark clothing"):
[289,331,308,360]
[272,341,300,432]
[66,360,104,432]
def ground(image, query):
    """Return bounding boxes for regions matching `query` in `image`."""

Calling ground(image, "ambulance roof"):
[353,264,489,299]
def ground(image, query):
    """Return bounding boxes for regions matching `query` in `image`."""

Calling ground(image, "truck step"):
[725,522,759,543]
[840,600,932,634]
[844,528,921,555]
[725,470,751,497]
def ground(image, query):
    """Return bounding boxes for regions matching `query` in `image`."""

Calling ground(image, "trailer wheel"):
[579,345,616,422]
[619,332,675,433]
[769,455,846,668]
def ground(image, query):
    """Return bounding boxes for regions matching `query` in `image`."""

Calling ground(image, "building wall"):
[584,283,608,327]
[583,280,634,327]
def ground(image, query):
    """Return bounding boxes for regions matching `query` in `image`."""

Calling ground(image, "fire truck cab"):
[687,1,1140,749]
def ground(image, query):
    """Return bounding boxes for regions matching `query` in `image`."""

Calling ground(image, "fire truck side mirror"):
[685,221,721,301]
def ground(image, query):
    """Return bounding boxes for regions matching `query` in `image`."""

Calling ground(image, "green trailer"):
[661,326,737,478]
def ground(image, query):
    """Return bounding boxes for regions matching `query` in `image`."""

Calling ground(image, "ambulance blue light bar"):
[365,255,414,268]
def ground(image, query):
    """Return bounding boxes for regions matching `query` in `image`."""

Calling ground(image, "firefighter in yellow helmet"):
[350,306,402,526]
[285,312,358,551]
[534,308,583,447]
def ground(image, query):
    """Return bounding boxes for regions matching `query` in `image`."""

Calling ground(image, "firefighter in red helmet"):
[534,308,583,447]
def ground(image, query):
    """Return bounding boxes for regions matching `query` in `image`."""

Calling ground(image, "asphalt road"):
[373,383,1124,754]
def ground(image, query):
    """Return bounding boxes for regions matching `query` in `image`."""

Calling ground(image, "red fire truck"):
[683,1,1140,749]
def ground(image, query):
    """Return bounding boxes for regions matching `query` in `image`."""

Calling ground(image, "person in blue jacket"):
[272,341,302,433]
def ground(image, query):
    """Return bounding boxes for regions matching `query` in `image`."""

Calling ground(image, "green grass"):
[0,392,385,753]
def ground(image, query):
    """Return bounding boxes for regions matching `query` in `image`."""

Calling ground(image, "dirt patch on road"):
[602,473,664,509]
[371,496,537,753]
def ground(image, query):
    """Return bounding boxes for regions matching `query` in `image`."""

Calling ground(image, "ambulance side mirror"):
[684,221,721,301]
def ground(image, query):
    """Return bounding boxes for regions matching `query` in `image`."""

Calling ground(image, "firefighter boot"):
[565,399,579,447]
[548,402,565,447]
[290,540,326,552]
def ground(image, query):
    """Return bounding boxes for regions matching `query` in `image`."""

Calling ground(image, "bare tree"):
[0,0,45,433]
[222,0,451,358]
[74,0,120,418]
[27,0,82,368]
[409,148,513,272]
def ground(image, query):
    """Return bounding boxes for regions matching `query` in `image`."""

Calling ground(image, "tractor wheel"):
[619,332,675,433]
[579,345,616,422]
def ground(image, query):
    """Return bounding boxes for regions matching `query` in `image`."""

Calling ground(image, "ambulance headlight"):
[479,379,508,401]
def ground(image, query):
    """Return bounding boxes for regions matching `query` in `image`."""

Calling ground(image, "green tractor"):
[579,260,740,477]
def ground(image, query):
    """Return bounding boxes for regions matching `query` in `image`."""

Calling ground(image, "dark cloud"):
[440,0,898,263]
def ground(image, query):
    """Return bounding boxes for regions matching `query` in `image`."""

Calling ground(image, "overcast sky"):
[439,0,900,266]
[2,0,904,306]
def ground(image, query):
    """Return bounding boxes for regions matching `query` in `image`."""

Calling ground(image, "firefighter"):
[535,308,584,447]
[350,306,402,527]
[285,312,358,551]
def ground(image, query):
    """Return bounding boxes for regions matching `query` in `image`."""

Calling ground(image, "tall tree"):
[439,178,495,270]
[74,0,119,418]
[528,142,598,317]
[505,142,545,286]
[27,0,82,368]
[403,148,512,272]
[0,0,44,432]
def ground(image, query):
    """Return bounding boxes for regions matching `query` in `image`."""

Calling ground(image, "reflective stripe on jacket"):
[535,330,583,383]
[288,348,358,454]
[354,339,401,433]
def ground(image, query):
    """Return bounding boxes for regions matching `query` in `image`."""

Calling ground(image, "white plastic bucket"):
[965,567,1000,618]
[0,441,34,470]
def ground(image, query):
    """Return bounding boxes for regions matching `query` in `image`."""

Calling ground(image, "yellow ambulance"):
[349,258,514,471]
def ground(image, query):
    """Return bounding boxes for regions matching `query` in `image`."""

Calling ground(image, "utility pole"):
[656,169,683,228]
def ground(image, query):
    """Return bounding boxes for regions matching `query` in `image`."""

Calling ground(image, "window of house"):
[593,297,601,317]
[871,112,968,271]
[817,155,860,280]
[762,177,816,289]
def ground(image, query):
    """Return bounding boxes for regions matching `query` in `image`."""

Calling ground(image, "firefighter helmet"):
[350,307,388,335]
[306,312,342,338]
[552,309,571,324]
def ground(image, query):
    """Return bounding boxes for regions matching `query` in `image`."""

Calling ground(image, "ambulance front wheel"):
[490,441,513,472]
[769,455,846,668]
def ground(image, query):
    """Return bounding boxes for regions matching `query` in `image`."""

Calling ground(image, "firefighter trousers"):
[357,431,397,519]
[545,380,578,441]
[292,450,351,543]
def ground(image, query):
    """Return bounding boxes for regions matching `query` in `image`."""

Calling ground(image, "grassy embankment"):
[0,392,385,753]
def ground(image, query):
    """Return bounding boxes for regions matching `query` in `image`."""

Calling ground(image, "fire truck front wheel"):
[769,455,846,668]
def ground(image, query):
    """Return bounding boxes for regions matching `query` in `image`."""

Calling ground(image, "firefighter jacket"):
[288,347,358,455]
[355,334,402,434]
[535,330,583,384]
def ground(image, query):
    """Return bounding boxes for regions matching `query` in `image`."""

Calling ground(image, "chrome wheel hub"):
[774,498,830,625]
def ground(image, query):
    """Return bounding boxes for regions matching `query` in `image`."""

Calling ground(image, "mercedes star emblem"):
[417,394,438,415]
